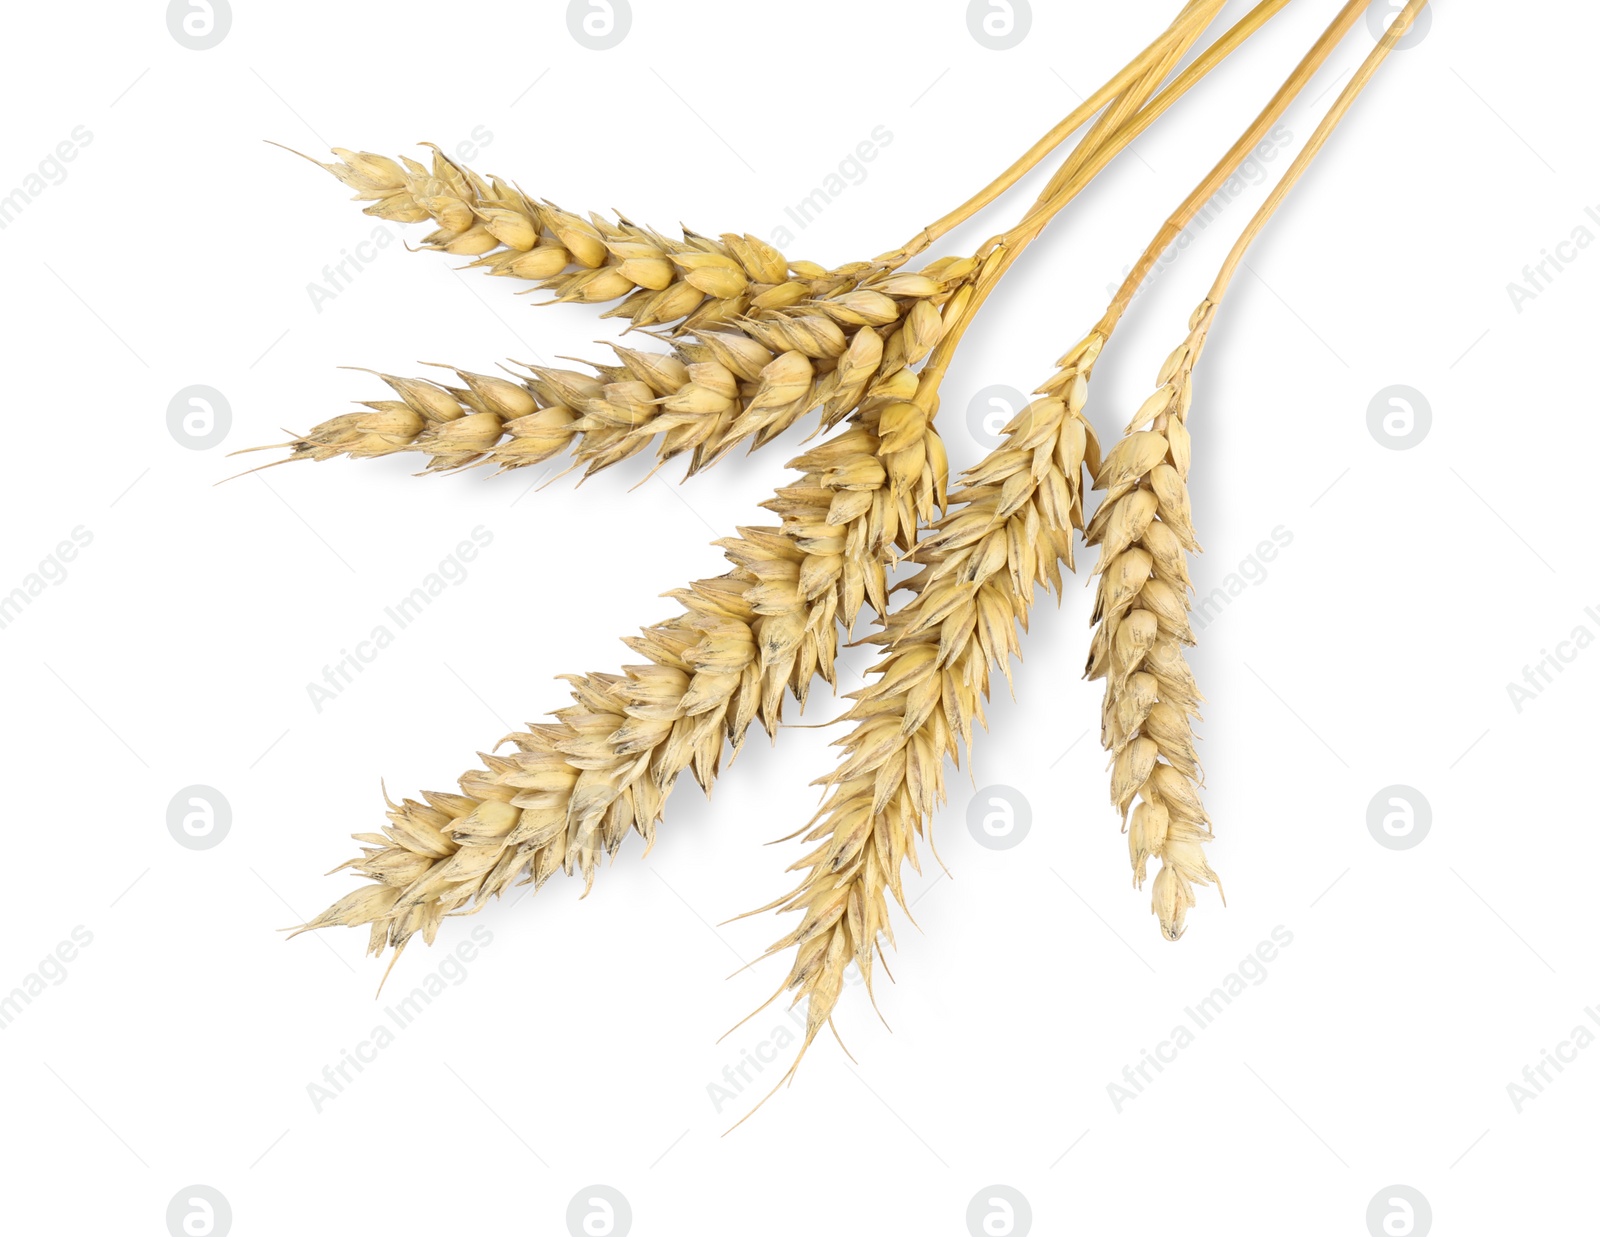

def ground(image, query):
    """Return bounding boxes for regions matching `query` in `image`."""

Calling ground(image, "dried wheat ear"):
[1084,301,1222,941]
[268,267,965,481]
[732,333,1104,1102]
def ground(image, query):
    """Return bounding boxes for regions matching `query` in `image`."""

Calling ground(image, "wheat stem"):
[1101,0,1372,332]
[1027,0,1294,218]
[893,0,1229,259]
[1208,0,1432,303]
[919,12,1224,393]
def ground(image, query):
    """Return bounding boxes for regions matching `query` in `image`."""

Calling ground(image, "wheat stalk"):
[886,0,1238,266]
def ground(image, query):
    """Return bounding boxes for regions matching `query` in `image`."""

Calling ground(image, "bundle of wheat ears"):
[263,0,1429,1117]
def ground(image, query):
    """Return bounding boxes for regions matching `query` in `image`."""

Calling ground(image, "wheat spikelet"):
[1082,300,1221,941]
[253,259,967,479]
[733,334,1103,1099]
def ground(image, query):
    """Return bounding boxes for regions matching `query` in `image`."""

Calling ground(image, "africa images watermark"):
[0,125,93,231]
[0,926,94,1031]
[1505,1004,1600,1114]
[1504,603,1600,713]
[706,966,867,1114]
[707,1002,809,1114]
[1192,526,1293,632]
[0,526,94,632]
[306,525,495,712]
[306,224,398,312]
[765,127,894,251]
[1505,202,1600,314]
[1106,925,1294,1112]
[306,925,493,1112]
[306,127,495,312]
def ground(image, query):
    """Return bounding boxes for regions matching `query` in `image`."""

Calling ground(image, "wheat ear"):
[1085,301,1217,940]
[304,141,799,333]
[1088,0,1428,938]
[301,0,1238,331]
[245,258,967,478]
[727,337,1105,1111]
[1061,0,1371,938]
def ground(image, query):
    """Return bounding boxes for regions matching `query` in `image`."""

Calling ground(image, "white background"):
[1,2,1591,1234]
